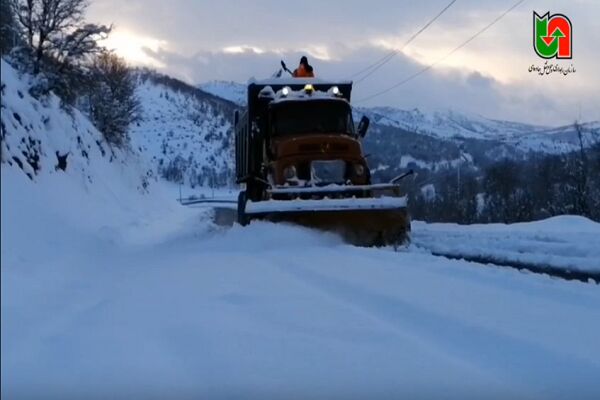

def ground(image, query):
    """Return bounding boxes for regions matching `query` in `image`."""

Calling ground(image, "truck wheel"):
[237,190,249,226]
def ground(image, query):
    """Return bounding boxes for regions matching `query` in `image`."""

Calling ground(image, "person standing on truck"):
[292,56,315,78]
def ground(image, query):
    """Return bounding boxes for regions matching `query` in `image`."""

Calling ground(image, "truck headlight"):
[284,165,297,180]
[354,164,365,176]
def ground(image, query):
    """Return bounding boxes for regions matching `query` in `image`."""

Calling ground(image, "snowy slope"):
[130,73,239,188]
[198,80,246,106]
[361,107,596,154]
[362,106,547,140]
[1,59,152,192]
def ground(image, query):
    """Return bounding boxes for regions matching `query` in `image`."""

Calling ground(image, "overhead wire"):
[351,0,458,84]
[355,0,527,104]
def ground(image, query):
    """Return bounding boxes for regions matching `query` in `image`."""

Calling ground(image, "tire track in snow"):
[425,250,600,284]
[273,253,600,397]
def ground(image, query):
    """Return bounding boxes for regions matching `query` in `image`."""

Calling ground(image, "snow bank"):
[412,216,600,273]
[1,58,205,243]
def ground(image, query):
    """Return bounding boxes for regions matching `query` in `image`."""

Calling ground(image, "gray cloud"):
[88,0,600,126]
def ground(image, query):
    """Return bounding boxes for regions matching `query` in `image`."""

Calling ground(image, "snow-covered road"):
[2,171,600,399]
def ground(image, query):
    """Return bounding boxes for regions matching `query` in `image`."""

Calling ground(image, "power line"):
[352,0,458,84]
[348,0,457,82]
[356,0,526,104]
[347,48,398,80]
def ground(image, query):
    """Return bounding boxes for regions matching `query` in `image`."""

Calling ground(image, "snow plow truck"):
[234,78,411,246]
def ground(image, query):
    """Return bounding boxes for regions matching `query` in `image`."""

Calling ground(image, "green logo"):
[534,12,572,59]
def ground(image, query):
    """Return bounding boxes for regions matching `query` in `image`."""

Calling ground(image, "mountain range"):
[185,79,598,185]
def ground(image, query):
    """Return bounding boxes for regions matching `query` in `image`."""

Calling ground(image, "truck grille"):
[311,160,346,184]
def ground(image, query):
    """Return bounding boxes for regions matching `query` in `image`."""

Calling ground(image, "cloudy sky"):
[87,0,599,126]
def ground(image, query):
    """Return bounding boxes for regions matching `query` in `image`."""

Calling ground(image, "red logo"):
[534,12,572,59]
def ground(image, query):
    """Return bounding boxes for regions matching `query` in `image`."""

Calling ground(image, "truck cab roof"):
[247,79,353,105]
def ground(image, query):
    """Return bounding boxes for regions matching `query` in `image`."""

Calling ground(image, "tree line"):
[1,0,139,146]
[407,125,600,223]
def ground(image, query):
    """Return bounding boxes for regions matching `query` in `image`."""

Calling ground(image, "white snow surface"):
[3,163,600,398]
[131,76,234,188]
[246,196,407,214]
[0,59,152,191]
[198,80,247,106]
[412,216,600,273]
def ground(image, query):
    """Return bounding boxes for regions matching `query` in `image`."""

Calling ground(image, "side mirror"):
[234,110,239,126]
[357,116,370,138]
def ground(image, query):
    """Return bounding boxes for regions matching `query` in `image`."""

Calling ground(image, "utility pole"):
[457,145,463,197]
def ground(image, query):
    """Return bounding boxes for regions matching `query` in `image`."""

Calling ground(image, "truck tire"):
[237,190,249,226]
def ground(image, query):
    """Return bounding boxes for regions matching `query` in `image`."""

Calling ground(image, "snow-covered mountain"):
[198,79,596,154]
[361,107,598,154]
[131,72,240,188]
[189,79,599,185]
[361,106,549,140]
[198,80,246,106]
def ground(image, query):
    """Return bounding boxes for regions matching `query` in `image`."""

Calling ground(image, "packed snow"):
[3,164,600,398]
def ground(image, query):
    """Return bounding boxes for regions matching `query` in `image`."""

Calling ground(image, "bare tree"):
[87,52,140,146]
[11,0,110,73]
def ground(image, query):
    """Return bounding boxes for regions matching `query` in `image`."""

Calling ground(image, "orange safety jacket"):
[292,65,315,78]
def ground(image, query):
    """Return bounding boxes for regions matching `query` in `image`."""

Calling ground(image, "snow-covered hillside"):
[1,59,152,192]
[131,73,239,188]
[362,107,597,154]
[198,80,246,106]
[362,106,548,140]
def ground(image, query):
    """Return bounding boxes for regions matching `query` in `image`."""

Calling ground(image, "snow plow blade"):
[242,186,410,246]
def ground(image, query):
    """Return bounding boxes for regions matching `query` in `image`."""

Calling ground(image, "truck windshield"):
[271,101,355,136]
